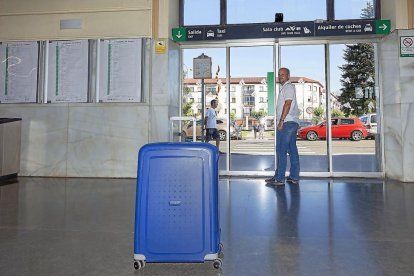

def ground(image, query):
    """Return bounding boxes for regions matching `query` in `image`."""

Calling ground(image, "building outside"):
[183,76,339,125]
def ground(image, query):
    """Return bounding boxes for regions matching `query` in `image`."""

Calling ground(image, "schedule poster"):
[0,42,38,103]
[48,40,88,103]
[99,39,142,102]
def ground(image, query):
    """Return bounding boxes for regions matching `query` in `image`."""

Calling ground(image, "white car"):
[359,113,377,139]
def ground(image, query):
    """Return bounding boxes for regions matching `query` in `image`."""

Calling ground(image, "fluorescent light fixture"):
[60,19,82,29]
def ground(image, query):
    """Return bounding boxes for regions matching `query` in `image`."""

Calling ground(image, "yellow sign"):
[155,40,166,54]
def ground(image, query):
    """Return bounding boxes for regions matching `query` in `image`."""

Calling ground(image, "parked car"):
[181,119,239,141]
[299,120,313,129]
[297,120,313,136]
[297,117,368,141]
[359,113,377,139]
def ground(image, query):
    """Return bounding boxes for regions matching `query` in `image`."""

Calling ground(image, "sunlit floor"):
[1,177,414,275]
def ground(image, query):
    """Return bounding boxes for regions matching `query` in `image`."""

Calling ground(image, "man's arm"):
[277,99,292,130]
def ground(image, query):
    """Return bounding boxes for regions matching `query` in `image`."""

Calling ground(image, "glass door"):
[228,46,275,172]
[329,43,380,173]
[280,44,328,173]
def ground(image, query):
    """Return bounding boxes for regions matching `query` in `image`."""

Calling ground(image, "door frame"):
[180,38,384,178]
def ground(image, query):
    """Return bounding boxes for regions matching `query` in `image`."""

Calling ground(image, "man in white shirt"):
[266,68,300,186]
[204,99,220,149]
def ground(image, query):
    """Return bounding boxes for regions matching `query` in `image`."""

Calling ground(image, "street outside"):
[218,131,376,155]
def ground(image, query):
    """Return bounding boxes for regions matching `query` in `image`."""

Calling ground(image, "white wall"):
[379,29,414,181]
[0,0,152,40]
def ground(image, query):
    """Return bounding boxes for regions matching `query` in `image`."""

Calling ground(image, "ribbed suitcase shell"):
[134,142,220,262]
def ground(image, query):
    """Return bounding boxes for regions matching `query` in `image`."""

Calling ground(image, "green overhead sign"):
[172,19,392,42]
[172,27,187,42]
[376,19,391,35]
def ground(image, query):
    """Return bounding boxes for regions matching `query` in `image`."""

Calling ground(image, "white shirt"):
[205,108,217,128]
[276,80,299,124]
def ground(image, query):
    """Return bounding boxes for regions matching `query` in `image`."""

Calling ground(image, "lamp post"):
[298,78,305,120]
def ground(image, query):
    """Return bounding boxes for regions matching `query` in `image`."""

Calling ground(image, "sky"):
[182,0,374,93]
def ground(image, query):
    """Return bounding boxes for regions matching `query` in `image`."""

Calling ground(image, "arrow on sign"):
[379,24,388,31]
[176,31,183,38]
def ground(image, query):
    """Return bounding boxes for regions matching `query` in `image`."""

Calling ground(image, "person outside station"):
[204,99,221,150]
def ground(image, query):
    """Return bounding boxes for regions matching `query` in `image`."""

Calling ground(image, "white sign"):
[48,40,89,103]
[400,36,414,57]
[0,42,38,103]
[99,39,142,102]
[193,54,212,79]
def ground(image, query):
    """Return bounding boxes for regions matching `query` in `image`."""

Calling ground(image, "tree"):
[250,111,267,121]
[230,112,236,121]
[337,2,376,117]
[331,108,344,117]
[313,106,324,124]
[182,99,194,116]
[182,67,195,116]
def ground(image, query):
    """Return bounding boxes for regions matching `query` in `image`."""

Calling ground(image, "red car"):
[298,117,368,141]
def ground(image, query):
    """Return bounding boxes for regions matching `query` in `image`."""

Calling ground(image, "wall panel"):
[0,0,152,40]
[0,0,151,14]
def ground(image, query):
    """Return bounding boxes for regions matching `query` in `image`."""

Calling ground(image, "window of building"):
[197,98,201,103]
[243,107,251,116]
[231,97,236,103]
[259,86,265,92]
[259,97,264,103]
[206,85,217,94]
[243,85,255,94]
[231,86,236,91]
[190,97,194,102]
[243,95,255,105]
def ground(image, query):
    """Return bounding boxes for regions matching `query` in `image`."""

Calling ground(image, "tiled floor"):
[1,177,414,275]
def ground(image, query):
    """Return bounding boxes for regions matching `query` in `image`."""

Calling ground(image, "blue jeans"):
[275,121,300,181]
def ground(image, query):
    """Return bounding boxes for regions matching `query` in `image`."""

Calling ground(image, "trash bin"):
[0,118,22,182]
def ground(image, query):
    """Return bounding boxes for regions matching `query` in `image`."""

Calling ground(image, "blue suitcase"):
[133,142,222,269]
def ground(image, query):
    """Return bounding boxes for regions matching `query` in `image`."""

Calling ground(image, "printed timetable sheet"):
[99,39,142,102]
[0,42,38,103]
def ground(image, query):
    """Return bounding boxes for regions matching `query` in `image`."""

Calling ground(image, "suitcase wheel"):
[134,260,145,270]
[213,258,223,269]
